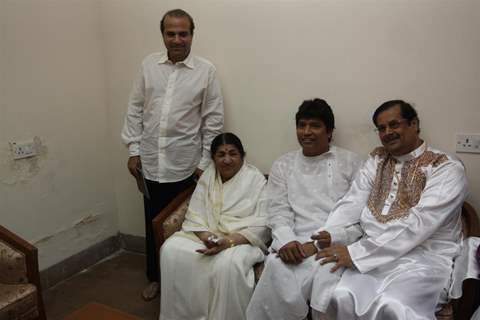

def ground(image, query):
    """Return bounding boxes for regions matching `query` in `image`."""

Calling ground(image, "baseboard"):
[118,233,145,254]
[40,233,145,290]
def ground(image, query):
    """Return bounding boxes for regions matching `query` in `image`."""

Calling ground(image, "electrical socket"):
[10,139,37,159]
[456,134,480,154]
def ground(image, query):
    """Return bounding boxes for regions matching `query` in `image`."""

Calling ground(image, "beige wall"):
[1,0,479,268]
[0,0,118,269]
[105,0,480,236]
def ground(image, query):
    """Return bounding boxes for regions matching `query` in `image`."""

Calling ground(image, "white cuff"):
[128,143,140,156]
[271,226,297,251]
[347,243,367,273]
[328,227,348,245]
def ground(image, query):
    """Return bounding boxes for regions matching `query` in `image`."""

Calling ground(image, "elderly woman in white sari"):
[159,132,269,320]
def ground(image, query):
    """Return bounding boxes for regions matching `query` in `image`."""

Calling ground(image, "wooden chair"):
[0,225,46,320]
[152,184,196,254]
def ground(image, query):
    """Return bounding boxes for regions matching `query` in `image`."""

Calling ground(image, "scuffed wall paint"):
[33,212,103,246]
[33,207,115,269]
[0,133,119,270]
[0,137,47,185]
[1,0,119,272]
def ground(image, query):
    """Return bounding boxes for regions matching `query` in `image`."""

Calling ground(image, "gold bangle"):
[228,238,235,248]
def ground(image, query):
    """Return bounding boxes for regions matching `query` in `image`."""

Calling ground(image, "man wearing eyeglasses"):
[314,100,467,319]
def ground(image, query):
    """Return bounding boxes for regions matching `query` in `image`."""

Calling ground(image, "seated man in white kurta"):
[246,99,363,320]
[316,100,468,320]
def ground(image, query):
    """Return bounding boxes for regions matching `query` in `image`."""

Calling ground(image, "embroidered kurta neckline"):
[367,143,448,223]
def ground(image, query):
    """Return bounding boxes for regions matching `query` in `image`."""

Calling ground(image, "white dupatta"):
[182,162,269,250]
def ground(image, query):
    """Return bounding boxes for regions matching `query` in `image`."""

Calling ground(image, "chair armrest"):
[152,184,196,253]
[0,225,46,320]
[0,225,37,284]
[462,202,480,237]
[162,201,190,240]
[0,239,28,284]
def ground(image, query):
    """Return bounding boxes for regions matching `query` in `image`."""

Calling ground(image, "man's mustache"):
[383,133,400,142]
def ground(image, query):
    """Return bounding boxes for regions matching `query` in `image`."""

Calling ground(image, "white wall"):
[104,0,480,236]
[1,0,479,267]
[0,0,118,270]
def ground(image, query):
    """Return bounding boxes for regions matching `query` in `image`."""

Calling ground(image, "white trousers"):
[246,254,342,320]
[326,256,451,320]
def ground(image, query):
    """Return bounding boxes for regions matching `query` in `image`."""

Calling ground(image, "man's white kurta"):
[246,146,363,320]
[121,52,224,182]
[159,162,268,320]
[324,143,467,320]
[267,146,363,250]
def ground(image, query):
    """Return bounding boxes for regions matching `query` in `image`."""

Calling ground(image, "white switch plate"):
[9,139,37,159]
[456,134,480,154]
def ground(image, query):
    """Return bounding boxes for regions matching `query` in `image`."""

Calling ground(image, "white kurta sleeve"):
[267,158,297,251]
[121,67,145,157]
[349,160,467,273]
[319,156,376,245]
[198,67,224,170]
[327,224,364,246]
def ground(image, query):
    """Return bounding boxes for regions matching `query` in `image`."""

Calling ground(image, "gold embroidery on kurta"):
[367,149,448,223]
[369,147,388,158]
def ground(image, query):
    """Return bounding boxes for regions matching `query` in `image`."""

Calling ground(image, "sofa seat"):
[0,283,38,320]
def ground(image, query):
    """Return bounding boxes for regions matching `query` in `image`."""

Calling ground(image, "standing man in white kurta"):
[246,99,363,320]
[121,9,224,300]
[317,100,467,320]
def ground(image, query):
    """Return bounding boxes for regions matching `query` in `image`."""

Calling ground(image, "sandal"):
[142,281,159,301]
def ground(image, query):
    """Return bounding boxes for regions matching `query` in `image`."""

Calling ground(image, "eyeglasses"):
[374,119,408,134]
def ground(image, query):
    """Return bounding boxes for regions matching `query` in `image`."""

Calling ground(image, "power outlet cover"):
[10,139,37,159]
[456,134,480,154]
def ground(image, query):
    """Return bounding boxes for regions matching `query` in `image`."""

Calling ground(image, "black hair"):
[160,9,195,35]
[372,100,420,130]
[210,133,246,159]
[295,98,335,141]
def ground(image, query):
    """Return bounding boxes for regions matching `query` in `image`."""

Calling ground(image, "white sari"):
[159,162,268,320]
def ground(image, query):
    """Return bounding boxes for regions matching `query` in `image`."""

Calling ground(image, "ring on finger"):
[333,253,339,261]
